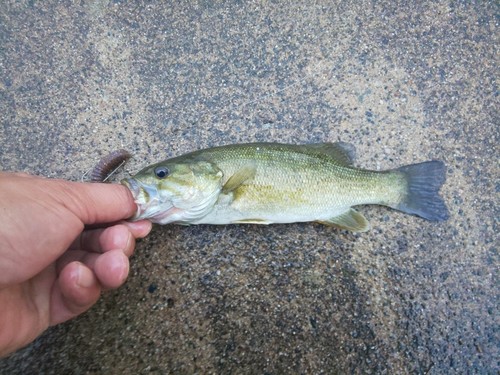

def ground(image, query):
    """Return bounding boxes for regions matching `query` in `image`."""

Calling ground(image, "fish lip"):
[121,178,161,220]
[121,178,140,197]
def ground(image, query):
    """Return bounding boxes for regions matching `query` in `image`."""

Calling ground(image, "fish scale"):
[192,144,402,221]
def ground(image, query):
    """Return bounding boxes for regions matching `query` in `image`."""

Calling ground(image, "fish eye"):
[154,166,170,179]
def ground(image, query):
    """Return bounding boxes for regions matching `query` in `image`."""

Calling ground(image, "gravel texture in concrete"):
[0,1,498,373]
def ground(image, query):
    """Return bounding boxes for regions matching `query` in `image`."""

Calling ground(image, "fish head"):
[121,159,224,224]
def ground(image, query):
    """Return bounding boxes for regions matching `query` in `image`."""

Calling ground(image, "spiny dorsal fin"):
[317,208,370,232]
[222,164,257,194]
[301,142,356,166]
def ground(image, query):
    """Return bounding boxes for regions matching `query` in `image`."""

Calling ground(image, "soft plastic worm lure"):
[90,149,132,182]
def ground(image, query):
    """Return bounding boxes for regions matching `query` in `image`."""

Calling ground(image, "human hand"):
[0,172,152,357]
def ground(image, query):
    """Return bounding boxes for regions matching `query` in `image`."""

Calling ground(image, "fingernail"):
[76,265,94,288]
[108,253,129,284]
[125,220,152,238]
[117,256,129,283]
[125,232,133,251]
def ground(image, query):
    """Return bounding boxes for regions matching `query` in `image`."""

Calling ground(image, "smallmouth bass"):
[121,142,448,232]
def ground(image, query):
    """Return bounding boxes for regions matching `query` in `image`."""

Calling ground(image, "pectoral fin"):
[222,164,257,194]
[317,209,370,232]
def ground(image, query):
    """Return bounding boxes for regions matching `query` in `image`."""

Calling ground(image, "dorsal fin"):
[300,142,356,166]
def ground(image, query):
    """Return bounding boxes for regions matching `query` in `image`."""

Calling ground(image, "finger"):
[84,219,153,236]
[49,180,137,225]
[69,225,135,255]
[57,250,131,290]
[57,243,134,280]
[49,262,101,325]
[56,250,99,275]
[7,172,32,178]
[93,250,130,289]
[120,220,153,238]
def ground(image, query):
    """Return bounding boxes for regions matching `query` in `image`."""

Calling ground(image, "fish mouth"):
[121,178,167,221]
[121,178,141,200]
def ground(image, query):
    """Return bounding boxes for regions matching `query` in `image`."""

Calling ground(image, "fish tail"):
[394,161,449,221]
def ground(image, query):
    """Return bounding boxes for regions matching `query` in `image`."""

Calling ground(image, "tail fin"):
[395,161,449,221]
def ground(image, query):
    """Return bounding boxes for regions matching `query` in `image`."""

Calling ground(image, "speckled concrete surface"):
[0,1,498,373]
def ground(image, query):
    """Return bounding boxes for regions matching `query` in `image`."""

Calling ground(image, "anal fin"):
[317,208,370,232]
[233,218,272,225]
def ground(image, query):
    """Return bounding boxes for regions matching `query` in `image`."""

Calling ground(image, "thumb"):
[51,180,137,225]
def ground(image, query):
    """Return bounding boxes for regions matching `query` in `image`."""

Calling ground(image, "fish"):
[121,142,449,232]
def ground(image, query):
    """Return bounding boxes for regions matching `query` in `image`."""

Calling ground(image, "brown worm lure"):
[90,149,132,182]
